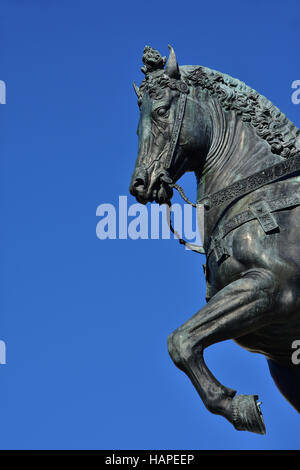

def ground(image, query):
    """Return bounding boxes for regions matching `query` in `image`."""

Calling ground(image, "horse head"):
[129,45,211,205]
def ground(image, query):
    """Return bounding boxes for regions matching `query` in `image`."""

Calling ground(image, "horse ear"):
[165,45,180,79]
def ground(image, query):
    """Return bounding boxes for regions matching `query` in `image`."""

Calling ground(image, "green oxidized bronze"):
[130,45,300,434]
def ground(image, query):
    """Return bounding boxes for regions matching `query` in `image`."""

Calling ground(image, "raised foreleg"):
[167,268,280,434]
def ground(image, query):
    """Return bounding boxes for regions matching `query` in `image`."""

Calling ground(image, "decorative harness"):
[164,85,300,258]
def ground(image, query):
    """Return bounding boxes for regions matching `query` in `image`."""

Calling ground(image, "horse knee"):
[167,328,193,369]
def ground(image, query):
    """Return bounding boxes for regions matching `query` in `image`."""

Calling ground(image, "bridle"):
[158,84,207,254]
[135,82,205,253]
[164,91,188,169]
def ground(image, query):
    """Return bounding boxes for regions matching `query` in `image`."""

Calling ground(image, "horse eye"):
[157,107,168,117]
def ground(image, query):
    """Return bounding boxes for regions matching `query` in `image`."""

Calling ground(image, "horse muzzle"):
[130,168,173,205]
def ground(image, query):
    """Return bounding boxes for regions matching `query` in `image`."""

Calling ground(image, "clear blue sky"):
[1,0,300,450]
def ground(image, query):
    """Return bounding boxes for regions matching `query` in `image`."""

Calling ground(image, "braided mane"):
[185,66,300,158]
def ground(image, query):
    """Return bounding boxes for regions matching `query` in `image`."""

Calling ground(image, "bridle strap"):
[135,91,187,175]
[164,93,187,169]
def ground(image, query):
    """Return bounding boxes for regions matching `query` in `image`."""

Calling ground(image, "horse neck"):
[195,96,285,237]
[196,96,285,199]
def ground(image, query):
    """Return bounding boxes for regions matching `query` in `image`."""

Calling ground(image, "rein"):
[163,89,206,254]
[166,183,205,254]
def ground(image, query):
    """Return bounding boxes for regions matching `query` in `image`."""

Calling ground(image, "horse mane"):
[182,65,300,159]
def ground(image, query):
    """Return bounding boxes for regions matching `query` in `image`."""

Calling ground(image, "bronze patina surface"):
[130,45,300,434]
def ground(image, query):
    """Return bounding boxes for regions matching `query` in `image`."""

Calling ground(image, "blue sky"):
[1,0,300,450]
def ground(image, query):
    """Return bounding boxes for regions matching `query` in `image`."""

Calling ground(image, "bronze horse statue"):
[129,45,300,434]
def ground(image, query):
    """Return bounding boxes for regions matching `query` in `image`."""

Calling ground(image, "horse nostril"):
[130,177,146,196]
[134,178,145,189]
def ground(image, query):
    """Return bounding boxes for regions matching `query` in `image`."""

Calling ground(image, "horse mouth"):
[151,182,173,205]
[131,180,173,205]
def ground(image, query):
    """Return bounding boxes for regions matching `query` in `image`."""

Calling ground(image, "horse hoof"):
[231,394,266,434]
